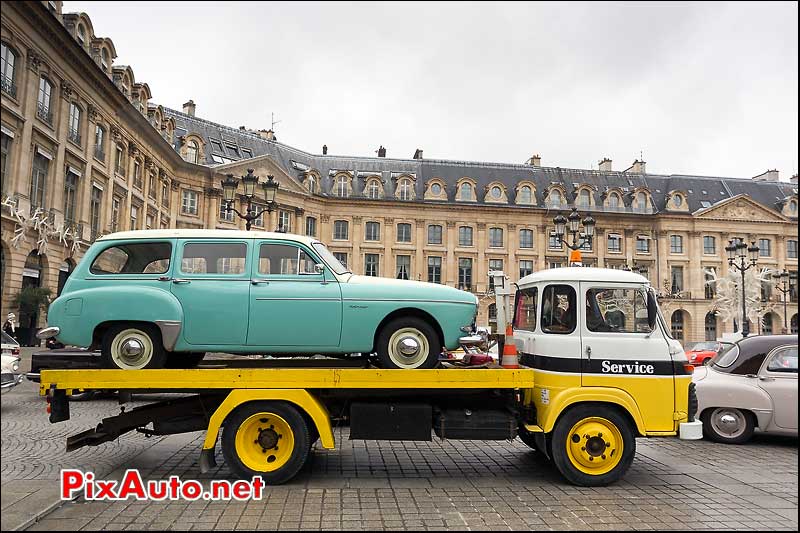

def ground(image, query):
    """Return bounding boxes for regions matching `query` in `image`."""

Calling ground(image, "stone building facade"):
[2,1,798,345]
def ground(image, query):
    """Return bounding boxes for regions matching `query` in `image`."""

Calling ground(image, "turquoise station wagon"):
[39,230,478,370]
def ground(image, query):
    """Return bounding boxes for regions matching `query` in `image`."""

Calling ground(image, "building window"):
[366,179,380,199]
[397,178,412,200]
[133,161,142,189]
[148,172,156,199]
[519,260,534,279]
[672,194,684,208]
[278,210,291,232]
[789,200,798,216]
[37,77,53,124]
[365,221,380,241]
[365,253,380,277]
[30,151,49,210]
[111,196,121,232]
[1,132,11,194]
[161,182,169,207]
[705,312,717,341]
[789,240,798,259]
[790,271,798,303]
[219,200,234,222]
[458,226,473,247]
[333,220,349,240]
[671,265,684,294]
[670,235,683,254]
[90,185,102,239]
[518,185,532,204]
[519,229,533,249]
[146,214,154,230]
[186,140,199,164]
[636,235,650,254]
[63,169,78,225]
[607,234,622,253]
[608,193,620,208]
[636,192,648,211]
[76,24,86,47]
[115,145,125,176]
[181,190,198,215]
[94,125,106,160]
[306,174,317,194]
[68,103,81,144]
[335,175,349,197]
[333,252,348,268]
[548,231,562,250]
[703,236,716,255]
[130,205,138,230]
[488,227,503,247]
[759,238,771,257]
[705,270,716,299]
[430,182,442,196]
[252,204,265,228]
[671,311,685,341]
[427,257,441,283]
[396,255,411,280]
[488,259,503,290]
[1,42,17,97]
[305,216,317,237]
[458,258,472,291]
[577,189,591,207]
[548,189,564,207]
[396,223,412,243]
[427,224,442,245]
[458,182,473,201]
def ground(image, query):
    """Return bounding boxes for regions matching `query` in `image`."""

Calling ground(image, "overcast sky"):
[64,1,797,180]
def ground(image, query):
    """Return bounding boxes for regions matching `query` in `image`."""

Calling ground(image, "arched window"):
[101,48,110,72]
[608,193,620,208]
[671,310,684,341]
[335,175,349,197]
[578,189,591,207]
[761,313,773,335]
[518,185,532,204]
[186,140,199,164]
[77,25,86,47]
[1,42,18,97]
[549,189,563,207]
[704,312,717,341]
[636,192,648,210]
[789,200,798,216]
[398,179,412,200]
[307,174,317,194]
[366,179,380,199]
[459,182,473,201]
[37,77,53,123]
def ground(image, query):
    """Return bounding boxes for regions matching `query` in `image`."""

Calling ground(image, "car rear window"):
[90,242,172,275]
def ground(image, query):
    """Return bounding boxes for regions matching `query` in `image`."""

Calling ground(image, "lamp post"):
[725,240,759,336]
[553,207,596,266]
[221,169,279,231]
[772,269,792,334]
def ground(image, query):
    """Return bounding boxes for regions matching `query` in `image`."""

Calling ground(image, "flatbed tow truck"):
[38,268,703,487]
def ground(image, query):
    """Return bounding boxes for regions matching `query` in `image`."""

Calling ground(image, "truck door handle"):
[172,279,191,284]
[585,346,592,360]
[251,280,269,285]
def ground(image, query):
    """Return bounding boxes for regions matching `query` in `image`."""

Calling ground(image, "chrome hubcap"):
[711,408,746,438]
[398,337,420,356]
[121,339,144,357]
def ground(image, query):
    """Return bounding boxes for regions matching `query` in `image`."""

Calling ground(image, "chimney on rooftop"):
[626,159,646,174]
[322,144,328,155]
[413,148,423,160]
[752,169,779,182]
[598,158,612,172]
[527,154,541,166]
[377,145,386,158]
[182,99,196,117]
[791,174,798,185]
[258,129,276,141]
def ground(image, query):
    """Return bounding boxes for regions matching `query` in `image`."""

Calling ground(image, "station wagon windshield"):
[312,242,350,275]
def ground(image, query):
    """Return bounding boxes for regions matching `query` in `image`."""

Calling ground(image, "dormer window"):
[578,189,591,207]
[636,192,648,211]
[490,186,502,200]
[366,179,380,199]
[186,140,199,164]
[459,182,473,201]
[608,192,620,208]
[518,185,532,204]
[672,194,683,208]
[548,189,564,207]
[334,175,349,197]
[790,199,797,215]
[307,174,317,194]
[77,25,86,48]
[431,183,441,195]
[397,178,413,200]
[101,49,110,72]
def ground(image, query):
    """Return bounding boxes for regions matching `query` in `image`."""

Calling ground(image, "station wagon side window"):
[90,242,172,275]
[541,284,576,334]
[585,287,651,333]
[513,287,537,332]
[180,242,247,275]
[258,244,318,276]
[765,346,798,374]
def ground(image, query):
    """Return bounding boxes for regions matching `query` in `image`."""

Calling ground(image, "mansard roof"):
[164,107,798,217]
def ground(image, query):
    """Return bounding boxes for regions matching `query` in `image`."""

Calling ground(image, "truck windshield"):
[312,242,350,275]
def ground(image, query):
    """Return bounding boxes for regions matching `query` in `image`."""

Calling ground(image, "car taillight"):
[683,363,694,374]
[12,347,20,356]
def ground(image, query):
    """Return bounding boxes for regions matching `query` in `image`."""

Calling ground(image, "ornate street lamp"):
[553,207,596,266]
[220,169,280,231]
[726,239,759,337]
[772,269,793,334]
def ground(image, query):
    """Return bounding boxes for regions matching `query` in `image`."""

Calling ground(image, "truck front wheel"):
[550,404,635,486]
[221,401,311,485]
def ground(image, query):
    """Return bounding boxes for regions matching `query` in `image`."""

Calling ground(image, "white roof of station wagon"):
[519,267,650,285]
[97,229,318,246]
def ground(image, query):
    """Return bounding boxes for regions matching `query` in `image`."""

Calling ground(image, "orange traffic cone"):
[501,324,519,369]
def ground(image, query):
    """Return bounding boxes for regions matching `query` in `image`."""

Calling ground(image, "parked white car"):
[1,332,23,393]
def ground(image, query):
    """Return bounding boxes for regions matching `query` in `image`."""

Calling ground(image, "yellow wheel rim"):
[565,417,623,475]
[234,412,295,473]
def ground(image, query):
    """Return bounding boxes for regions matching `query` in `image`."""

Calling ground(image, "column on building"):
[351,216,362,275]
[204,187,218,228]
[656,230,669,294]
[445,221,456,286]
[14,52,41,197]
[476,223,487,293]
[294,207,304,236]
[382,217,394,278]
[414,218,425,281]
[78,105,99,240]
[535,224,547,271]
[507,224,517,281]
[50,83,74,220]
[320,214,331,244]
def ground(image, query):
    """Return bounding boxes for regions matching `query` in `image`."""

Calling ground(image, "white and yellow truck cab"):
[39,267,700,487]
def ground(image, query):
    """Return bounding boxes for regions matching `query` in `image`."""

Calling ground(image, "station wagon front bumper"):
[36,326,60,339]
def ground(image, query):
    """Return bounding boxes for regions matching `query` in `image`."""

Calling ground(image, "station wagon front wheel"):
[376,317,441,369]
[101,324,166,370]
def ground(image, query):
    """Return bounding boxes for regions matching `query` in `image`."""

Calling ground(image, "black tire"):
[166,352,206,368]
[375,317,441,369]
[550,404,636,487]
[100,323,167,370]
[700,407,755,444]
[518,428,539,451]
[221,401,311,485]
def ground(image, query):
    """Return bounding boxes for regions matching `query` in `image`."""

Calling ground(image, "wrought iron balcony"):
[1,75,16,98]
[68,128,81,145]
[36,102,53,125]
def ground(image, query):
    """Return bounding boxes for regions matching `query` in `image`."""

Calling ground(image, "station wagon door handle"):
[758,376,775,382]
[251,280,269,285]
[172,279,191,284]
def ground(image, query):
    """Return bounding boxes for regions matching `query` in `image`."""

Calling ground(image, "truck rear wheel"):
[550,404,635,486]
[221,401,311,485]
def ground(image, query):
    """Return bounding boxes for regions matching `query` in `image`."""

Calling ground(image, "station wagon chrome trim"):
[155,320,182,351]
[255,297,341,301]
[342,298,476,305]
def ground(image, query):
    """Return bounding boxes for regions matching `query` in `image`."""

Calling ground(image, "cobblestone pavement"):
[2,351,797,531]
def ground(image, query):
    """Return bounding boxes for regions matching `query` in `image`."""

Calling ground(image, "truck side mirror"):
[647,291,658,331]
